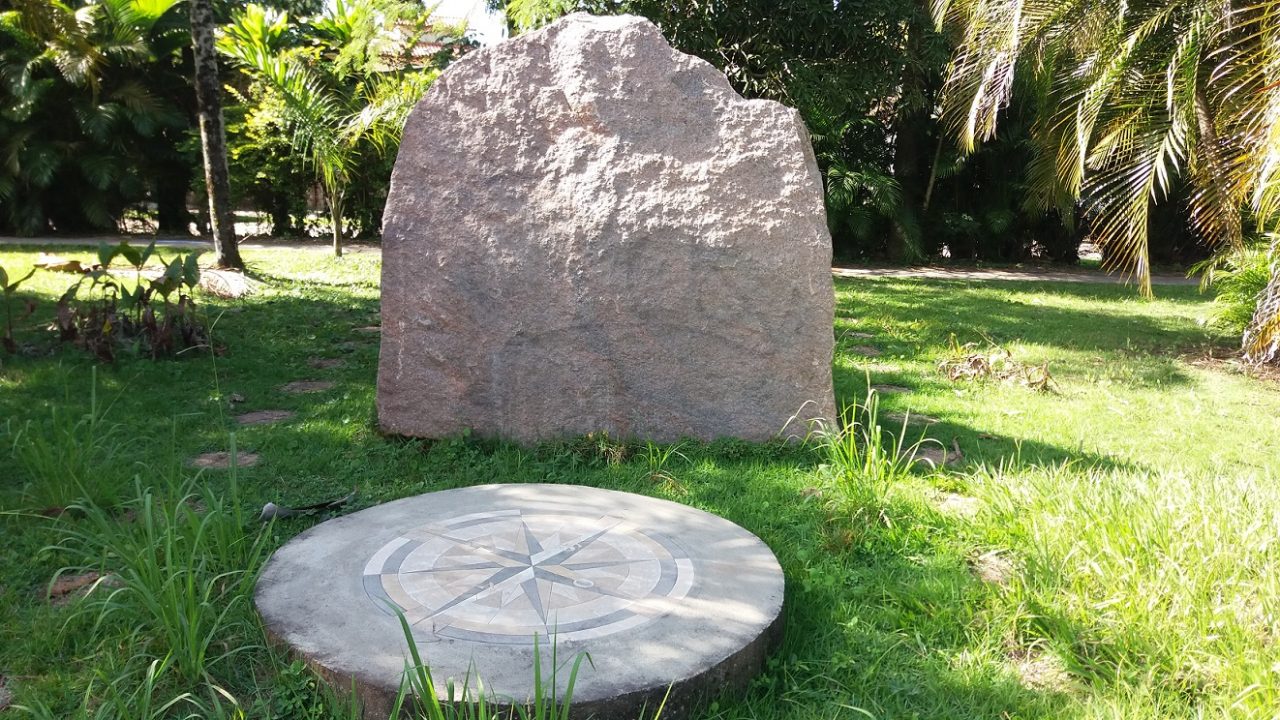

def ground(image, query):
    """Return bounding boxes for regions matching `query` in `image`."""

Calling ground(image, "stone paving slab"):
[280,381,335,394]
[256,484,785,720]
[190,451,259,469]
[235,410,296,426]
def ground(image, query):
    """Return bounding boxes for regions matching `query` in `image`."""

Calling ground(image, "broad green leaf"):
[183,251,201,287]
[97,242,116,268]
[118,242,142,269]
[2,268,36,294]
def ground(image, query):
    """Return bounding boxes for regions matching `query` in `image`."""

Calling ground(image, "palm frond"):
[507,0,576,32]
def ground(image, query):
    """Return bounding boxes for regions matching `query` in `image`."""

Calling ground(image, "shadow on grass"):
[668,465,1066,719]
[828,364,1145,474]
[834,277,1225,359]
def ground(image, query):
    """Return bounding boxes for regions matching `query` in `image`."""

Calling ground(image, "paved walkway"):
[1,236,1196,285]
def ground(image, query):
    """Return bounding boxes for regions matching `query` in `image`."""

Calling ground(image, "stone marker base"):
[256,484,785,719]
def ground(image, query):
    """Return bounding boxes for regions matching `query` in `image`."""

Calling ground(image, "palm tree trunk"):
[189,0,243,270]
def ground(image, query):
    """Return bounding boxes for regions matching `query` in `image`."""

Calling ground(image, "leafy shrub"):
[0,261,35,354]
[1195,243,1272,334]
[55,241,207,361]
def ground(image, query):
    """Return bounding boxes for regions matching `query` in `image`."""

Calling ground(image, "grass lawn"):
[1,244,1278,719]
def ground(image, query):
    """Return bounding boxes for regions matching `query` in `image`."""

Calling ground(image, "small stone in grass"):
[970,550,1015,585]
[280,381,335,394]
[935,492,981,519]
[1007,646,1074,693]
[235,410,296,426]
[845,331,875,339]
[913,446,947,467]
[0,674,10,711]
[228,392,246,404]
[870,384,912,395]
[910,440,963,468]
[884,411,939,426]
[355,325,381,334]
[308,357,347,370]
[47,571,118,605]
[190,451,260,469]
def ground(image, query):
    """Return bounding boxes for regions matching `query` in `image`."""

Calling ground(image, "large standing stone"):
[378,13,835,443]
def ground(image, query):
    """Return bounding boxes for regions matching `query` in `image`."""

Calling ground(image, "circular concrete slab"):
[256,484,784,719]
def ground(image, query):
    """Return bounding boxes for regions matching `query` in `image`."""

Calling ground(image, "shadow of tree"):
[833,277,1224,357]
[671,465,1068,719]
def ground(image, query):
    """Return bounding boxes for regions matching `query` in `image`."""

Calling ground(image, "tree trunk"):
[889,110,929,262]
[269,189,295,237]
[189,0,243,269]
[329,190,344,258]
[154,161,191,235]
[887,6,936,263]
[1244,251,1280,365]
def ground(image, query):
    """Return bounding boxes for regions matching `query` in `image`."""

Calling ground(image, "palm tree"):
[219,0,444,257]
[933,0,1280,363]
[189,0,243,268]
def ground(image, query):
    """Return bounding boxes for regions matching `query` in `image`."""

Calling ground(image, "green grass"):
[2,244,1279,719]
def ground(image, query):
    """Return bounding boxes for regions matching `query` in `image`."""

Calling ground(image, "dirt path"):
[0,235,380,253]
[1,237,1196,285]
[833,264,1197,286]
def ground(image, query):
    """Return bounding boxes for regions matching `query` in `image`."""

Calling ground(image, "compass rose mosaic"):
[362,508,694,643]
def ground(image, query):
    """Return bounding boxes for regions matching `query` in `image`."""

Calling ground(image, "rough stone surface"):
[257,484,784,720]
[377,13,835,444]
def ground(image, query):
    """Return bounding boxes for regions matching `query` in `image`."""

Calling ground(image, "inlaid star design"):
[363,509,694,643]
[407,516,649,625]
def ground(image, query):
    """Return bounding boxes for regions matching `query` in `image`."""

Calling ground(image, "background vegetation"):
[0,0,467,241]
[0,0,1221,267]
